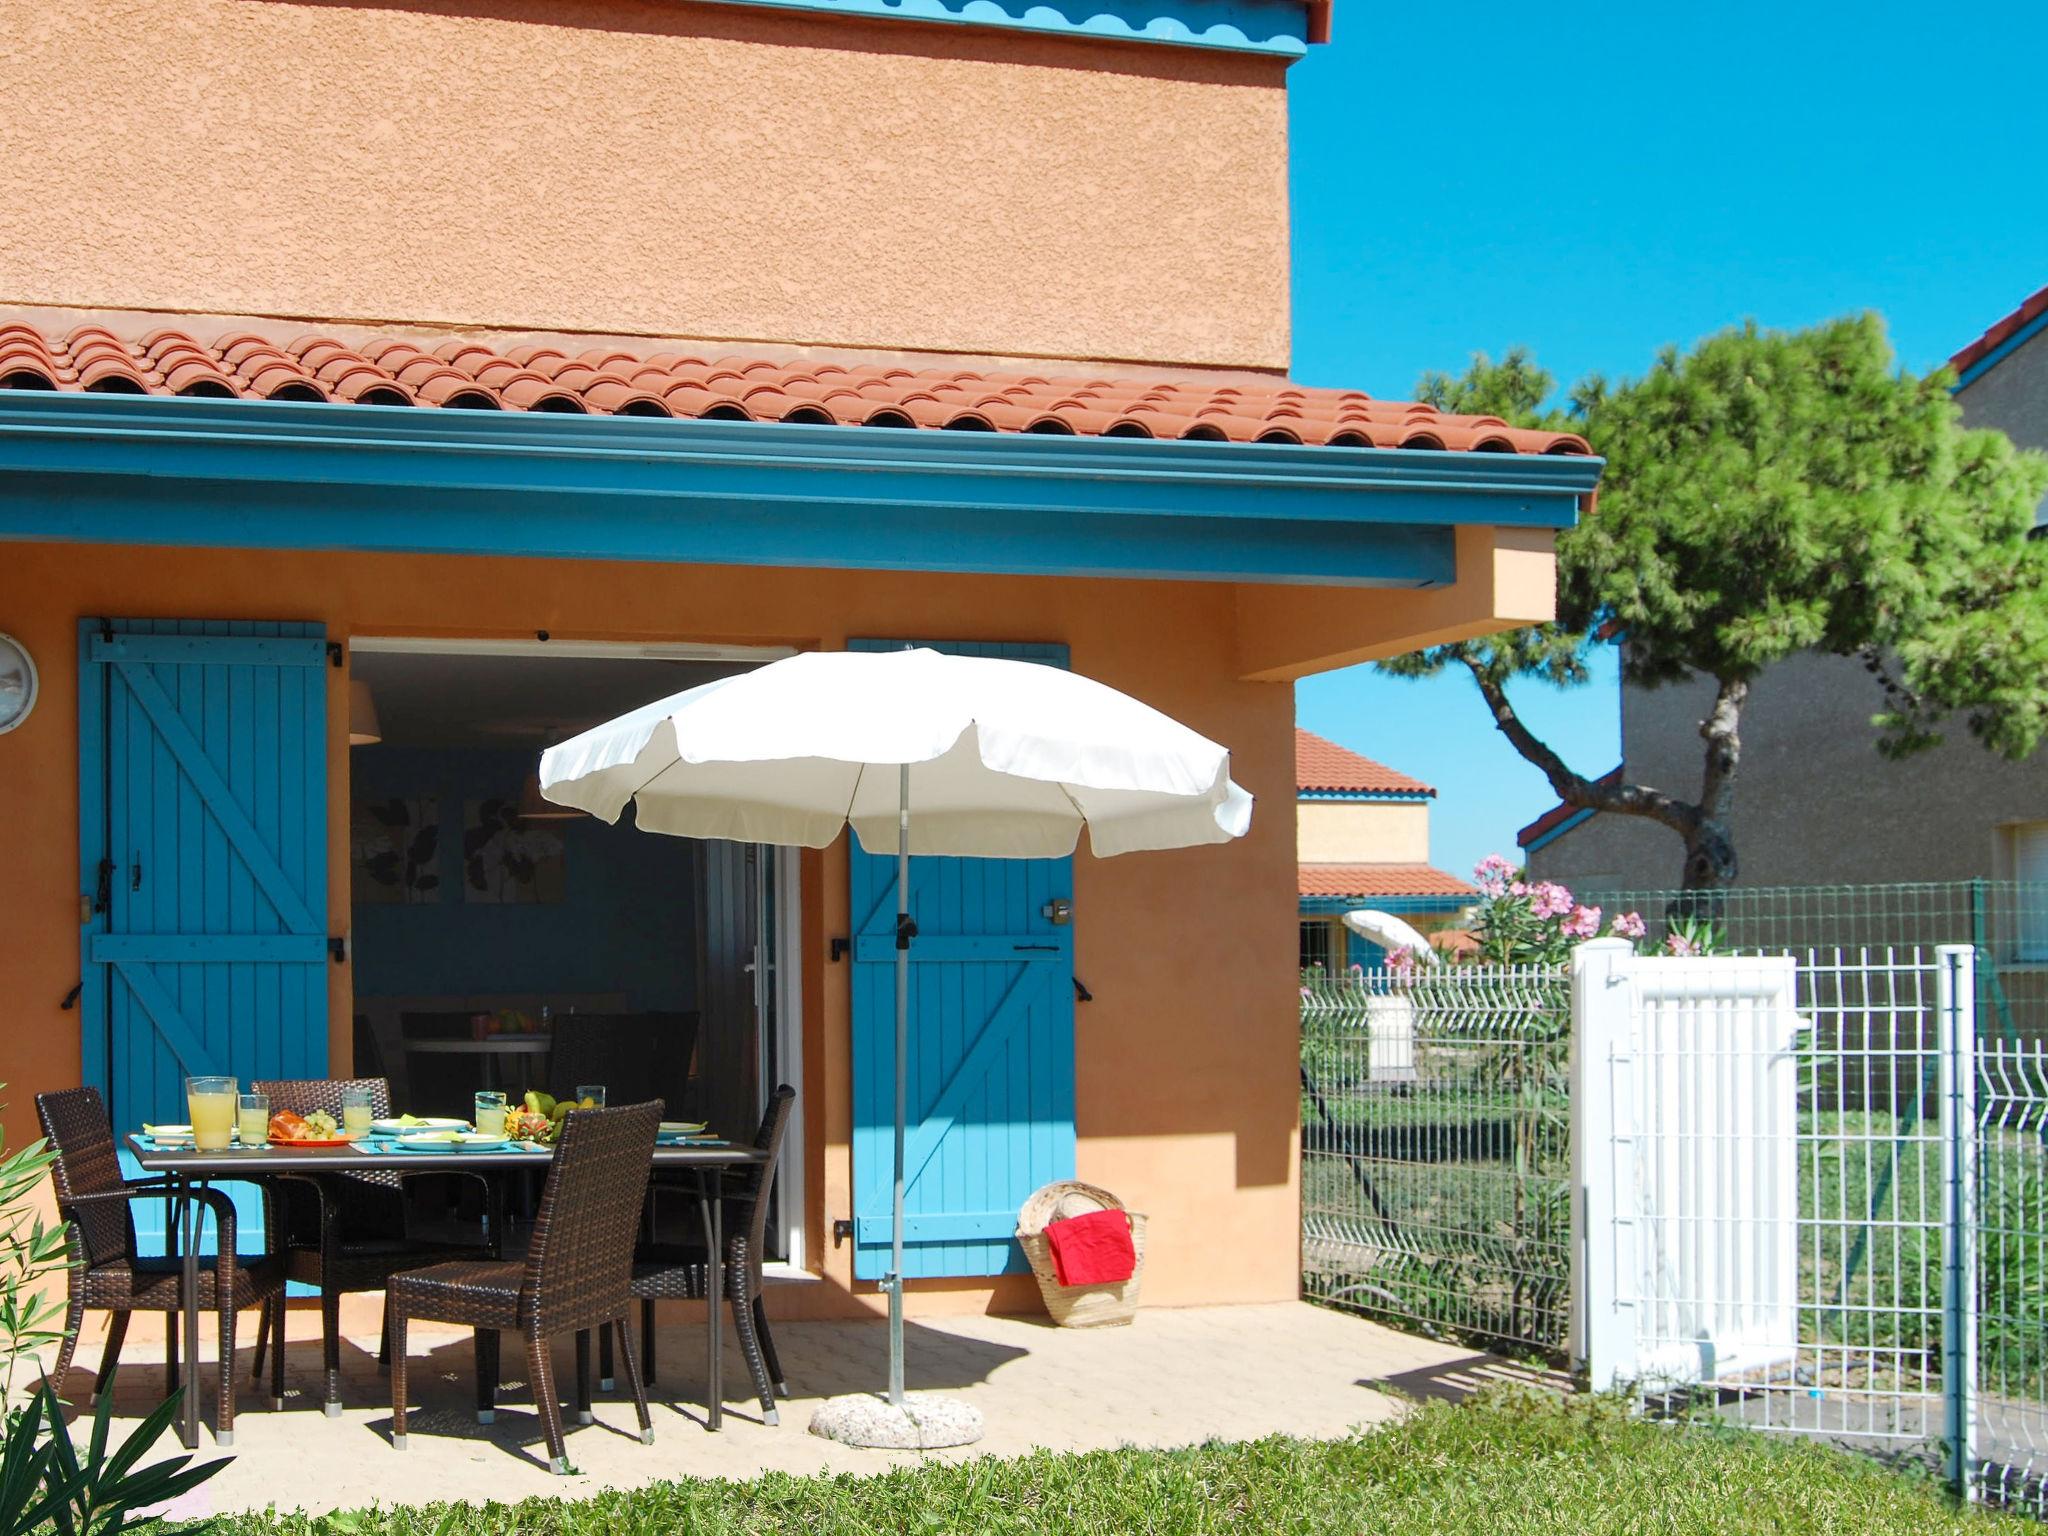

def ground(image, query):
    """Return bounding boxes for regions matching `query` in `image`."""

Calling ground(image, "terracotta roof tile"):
[1298,863,1475,898]
[1951,282,2048,380]
[1295,728,1434,797]
[0,321,1595,458]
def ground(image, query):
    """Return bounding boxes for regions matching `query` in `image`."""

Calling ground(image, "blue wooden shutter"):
[80,620,330,1135]
[847,639,1076,1280]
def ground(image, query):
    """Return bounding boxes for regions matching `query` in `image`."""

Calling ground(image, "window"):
[2012,822,2048,961]
[1300,919,1336,975]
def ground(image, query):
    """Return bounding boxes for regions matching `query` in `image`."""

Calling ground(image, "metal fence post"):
[1571,938,1637,1392]
[1938,942,1979,1500]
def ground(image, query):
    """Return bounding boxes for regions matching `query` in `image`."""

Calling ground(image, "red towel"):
[1043,1208,1135,1287]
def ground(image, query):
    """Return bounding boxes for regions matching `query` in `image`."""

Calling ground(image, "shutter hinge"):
[829,936,850,963]
[1074,976,1093,1004]
[329,936,349,964]
[832,1219,853,1248]
[326,642,344,669]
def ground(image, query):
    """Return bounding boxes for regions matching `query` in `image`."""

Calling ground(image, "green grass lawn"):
[211,1390,2016,1536]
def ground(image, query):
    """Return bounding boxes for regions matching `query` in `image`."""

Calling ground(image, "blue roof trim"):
[699,0,1311,55]
[1954,306,2048,391]
[1520,804,1595,855]
[0,393,1596,586]
[1299,895,1471,916]
[1298,788,1432,802]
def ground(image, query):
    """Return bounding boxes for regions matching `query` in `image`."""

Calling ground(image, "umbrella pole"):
[889,761,911,1407]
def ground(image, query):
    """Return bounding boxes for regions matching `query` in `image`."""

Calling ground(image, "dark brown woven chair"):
[622,1084,795,1424]
[250,1077,493,1416]
[390,1100,662,1475]
[35,1087,285,1444]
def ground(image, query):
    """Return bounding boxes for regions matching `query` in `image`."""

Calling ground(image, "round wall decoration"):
[0,634,38,735]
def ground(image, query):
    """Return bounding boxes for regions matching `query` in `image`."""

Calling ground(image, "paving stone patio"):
[40,1301,1545,1516]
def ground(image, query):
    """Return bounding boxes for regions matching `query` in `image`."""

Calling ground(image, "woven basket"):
[1016,1179,1147,1328]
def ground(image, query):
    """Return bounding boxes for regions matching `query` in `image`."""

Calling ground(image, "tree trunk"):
[1680,677,1748,890]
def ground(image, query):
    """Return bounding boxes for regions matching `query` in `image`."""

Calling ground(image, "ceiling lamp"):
[518,772,581,822]
[348,679,382,746]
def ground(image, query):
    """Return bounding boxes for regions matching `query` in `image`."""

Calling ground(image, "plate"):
[371,1117,466,1134]
[273,1136,353,1150]
[390,1135,510,1153]
[142,1124,192,1137]
[659,1122,708,1135]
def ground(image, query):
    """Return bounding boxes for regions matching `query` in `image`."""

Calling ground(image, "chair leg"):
[270,1296,286,1410]
[751,1294,789,1399]
[165,1311,180,1397]
[573,1329,593,1425]
[92,1308,130,1406]
[728,1272,779,1425]
[598,1322,615,1392]
[390,1307,409,1449]
[613,1314,652,1444]
[474,1328,498,1424]
[250,1298,270,1385]
[378,1295,392,1372]
[216,1300,238,1445]
[320,1284,343,1417]
[640,1297,657,1386]
[50,1289,85,1396]
[527,1335,568,1475]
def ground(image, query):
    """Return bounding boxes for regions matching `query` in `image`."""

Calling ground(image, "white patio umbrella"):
[537,648,1252,1441]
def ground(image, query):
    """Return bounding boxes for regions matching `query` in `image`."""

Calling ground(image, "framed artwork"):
[351,797,441,904]
[464,797,567,903]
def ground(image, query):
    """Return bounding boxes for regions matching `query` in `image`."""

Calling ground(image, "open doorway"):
[345,638,804,1261]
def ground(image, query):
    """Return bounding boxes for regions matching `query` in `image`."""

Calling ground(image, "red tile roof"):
[1295,729,1434,797]
[1950,282,2048,380]
[1515,766,1620,848]
[1299,863,1475,898]
[0,321,1594,455]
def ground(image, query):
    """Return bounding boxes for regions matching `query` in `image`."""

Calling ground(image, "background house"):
[1524,285,2048,934]
[1296,729,1473,971]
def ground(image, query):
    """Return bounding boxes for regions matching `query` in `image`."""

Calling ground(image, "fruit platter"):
[267,1109,350,1149]
[504,1090,602,1146]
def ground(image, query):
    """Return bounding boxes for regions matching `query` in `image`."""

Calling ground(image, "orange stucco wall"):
[0,541,1301,1315]
[0,1,1291,371]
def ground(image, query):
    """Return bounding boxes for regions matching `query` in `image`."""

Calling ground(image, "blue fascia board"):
[1519,805,1595,855]
[0,392,1598,587]
[1954,308,2048,392]
[1299,895,1473,916]
[1298,789,1433,802]
[696,0,1310,55]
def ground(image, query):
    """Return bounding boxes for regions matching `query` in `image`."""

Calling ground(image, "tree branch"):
[1696,675,1747,824]
[1458,654,1700,838]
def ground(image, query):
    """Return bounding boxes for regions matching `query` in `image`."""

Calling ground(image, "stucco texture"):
[0,1,1291,370]
[1296,800,1429,864]
[0,543,1301,1315]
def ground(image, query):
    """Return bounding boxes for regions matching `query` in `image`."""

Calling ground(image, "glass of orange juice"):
[474,1091,508,1139]
[340,1084,374,1140]
[237,1091,270,1147]
[187,1076,236,1151]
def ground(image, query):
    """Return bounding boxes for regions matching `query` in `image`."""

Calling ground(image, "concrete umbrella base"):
[808,1392,986,1449]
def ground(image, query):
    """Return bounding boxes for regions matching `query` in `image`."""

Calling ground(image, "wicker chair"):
[34,1087,285,1444]
[622,1084,795,1424]
[390,1100,662,1475]
[250,1077,494,1416]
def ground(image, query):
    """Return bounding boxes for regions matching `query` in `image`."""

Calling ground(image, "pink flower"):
[1385,946,1419,976]
[1349,963,1366,978]
[1472,854,1516,896]
[1664,932,1700,957]
[1610,911,1647,940]
[1529,882,1574,920]
[1561,904,1602,939]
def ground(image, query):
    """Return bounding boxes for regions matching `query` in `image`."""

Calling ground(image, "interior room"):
[344,643,790,1165]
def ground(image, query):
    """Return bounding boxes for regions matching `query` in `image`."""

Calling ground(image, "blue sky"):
[1286,0,2048,883]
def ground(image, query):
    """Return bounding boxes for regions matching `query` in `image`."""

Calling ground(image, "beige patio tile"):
[40,1302,1512,1516]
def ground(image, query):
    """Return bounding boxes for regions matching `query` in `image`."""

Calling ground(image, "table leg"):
[699,1169,723,1431]
[179,1174,202,1450]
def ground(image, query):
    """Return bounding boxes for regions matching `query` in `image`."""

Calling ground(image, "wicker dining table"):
[126,1135,768,1449]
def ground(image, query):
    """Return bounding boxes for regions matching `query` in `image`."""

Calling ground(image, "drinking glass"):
[341,1084,374,1140]
[237,1091,270,1147]
[186,1076,236,1151]
[574,1085,606,1109]
[474,1090,508,1138]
